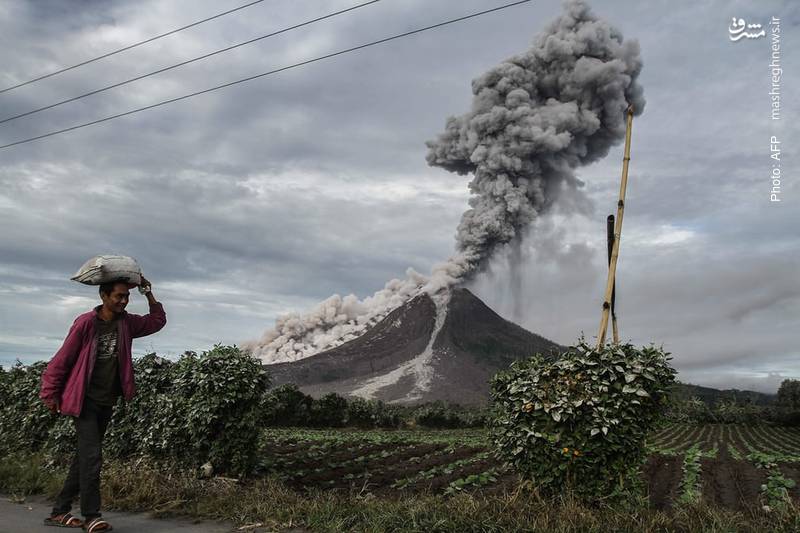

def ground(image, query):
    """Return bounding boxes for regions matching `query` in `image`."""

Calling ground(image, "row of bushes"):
[0,346,270,475]
[665,397,800,426]
[664,379,800,426]
[263,384,487,429]
[0,345,486,475]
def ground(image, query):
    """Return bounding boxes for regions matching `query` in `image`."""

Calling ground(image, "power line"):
[0,0,380,125]
[0,0,532,151]
[0,0,267,95]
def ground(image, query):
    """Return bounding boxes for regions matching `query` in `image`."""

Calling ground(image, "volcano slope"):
[266,288,562,405]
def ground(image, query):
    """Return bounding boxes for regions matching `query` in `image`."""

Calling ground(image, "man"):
[40,276,166,531]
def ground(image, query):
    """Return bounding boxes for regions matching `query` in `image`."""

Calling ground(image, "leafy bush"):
[108,345,270,475]
[312,393,349,427]
[490,339,676,501]
[0,362,54,455]
[777,379,800,409]
[776,379,800,426]
[262,384,314,426]
[665,396,712,424]
[261,387,406,428]
[665,395,777,425]
[712,399,765,424]
[345,397,403,428]
[411,401,488,429]
[0,345,271,476]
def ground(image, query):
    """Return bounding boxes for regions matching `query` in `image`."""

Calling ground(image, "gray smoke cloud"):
[425,0,645,276]
[244,0,645,363]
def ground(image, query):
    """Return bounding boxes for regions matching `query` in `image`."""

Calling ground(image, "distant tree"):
[311,393,348,427]
[263,384,314,426]
[777,379,800,410]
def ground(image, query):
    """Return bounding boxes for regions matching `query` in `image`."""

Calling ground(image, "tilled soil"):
[700,445,766,513]
[263,442,402,470]
[287,443,448,489]
[480,471,522,497]
[370,445,488,495]
[643,454,683,511]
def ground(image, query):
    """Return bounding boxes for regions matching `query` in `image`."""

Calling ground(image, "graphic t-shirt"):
[86,315,122,406]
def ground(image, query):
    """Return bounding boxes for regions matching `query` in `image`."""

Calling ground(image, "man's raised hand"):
[139,275,152,295]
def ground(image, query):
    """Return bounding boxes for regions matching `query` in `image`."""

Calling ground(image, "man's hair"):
[99,279,129,297]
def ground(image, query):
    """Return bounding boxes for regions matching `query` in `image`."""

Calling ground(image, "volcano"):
[265,288,562,405]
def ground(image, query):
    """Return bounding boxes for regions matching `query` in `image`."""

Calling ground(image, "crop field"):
[258,425,800,511]
[645,423,800,511]
[258,428,512,496]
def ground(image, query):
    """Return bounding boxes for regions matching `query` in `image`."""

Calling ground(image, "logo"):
[729,17,766,41]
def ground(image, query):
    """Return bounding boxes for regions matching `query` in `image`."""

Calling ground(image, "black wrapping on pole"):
[606,214,616,316]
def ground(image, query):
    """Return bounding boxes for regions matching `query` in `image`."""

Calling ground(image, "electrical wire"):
[0,0,267,94]
[0,0,380,125]
[0,0,532,151]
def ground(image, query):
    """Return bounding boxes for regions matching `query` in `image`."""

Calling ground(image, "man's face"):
[102,284,130,314]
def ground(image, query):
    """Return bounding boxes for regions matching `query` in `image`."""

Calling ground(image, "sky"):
[0,0,797,393]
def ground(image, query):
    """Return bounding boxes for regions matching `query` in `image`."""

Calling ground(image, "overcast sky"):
[0,0,797,393]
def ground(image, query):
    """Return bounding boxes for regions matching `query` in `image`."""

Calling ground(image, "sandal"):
[83,517,113,532]
[44,513,83,528]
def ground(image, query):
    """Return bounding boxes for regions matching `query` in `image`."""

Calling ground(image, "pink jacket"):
[40,302,167,416]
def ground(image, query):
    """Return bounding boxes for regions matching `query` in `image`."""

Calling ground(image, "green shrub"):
[0,362,55,455]
[412,401,488,429]
[104,353,180,462]
[665,396,712,424]
[490,339,676,502]
[712,399,765,424]
[146,345,270,475]
[262,384,314,426]
[1,345,271,476]
[311,392,349,427]
[345,397,403,428]
[346,397,380,428]
[776,379,800,426]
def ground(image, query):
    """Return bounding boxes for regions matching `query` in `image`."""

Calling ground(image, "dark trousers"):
[52,398,113,519]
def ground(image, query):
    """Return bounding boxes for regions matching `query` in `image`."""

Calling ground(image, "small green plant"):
[760,473,797,513]
[728,443,744,461]
[444,468,500,495]
[749,451,798,513]
[678,444,702,505]
[490,338,676,501]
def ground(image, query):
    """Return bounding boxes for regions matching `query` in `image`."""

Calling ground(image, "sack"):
[71,255,142,286]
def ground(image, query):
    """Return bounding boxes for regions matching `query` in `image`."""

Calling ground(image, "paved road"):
[0,495,238,533]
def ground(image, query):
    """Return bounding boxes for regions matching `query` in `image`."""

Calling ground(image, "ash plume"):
[426,0,644,276]
[243,0,644,364]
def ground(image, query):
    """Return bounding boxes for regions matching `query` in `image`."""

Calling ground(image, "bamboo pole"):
[597,105,634,349]
[606,214,619,344]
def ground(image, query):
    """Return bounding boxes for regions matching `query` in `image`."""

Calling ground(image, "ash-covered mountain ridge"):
[265,288,563,405]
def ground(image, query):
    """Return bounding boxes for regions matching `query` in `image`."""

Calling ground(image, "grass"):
[0,453,62,497]
[2,453,799,532]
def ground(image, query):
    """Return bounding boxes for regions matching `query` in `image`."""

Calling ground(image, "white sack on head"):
[71,255,142,286]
